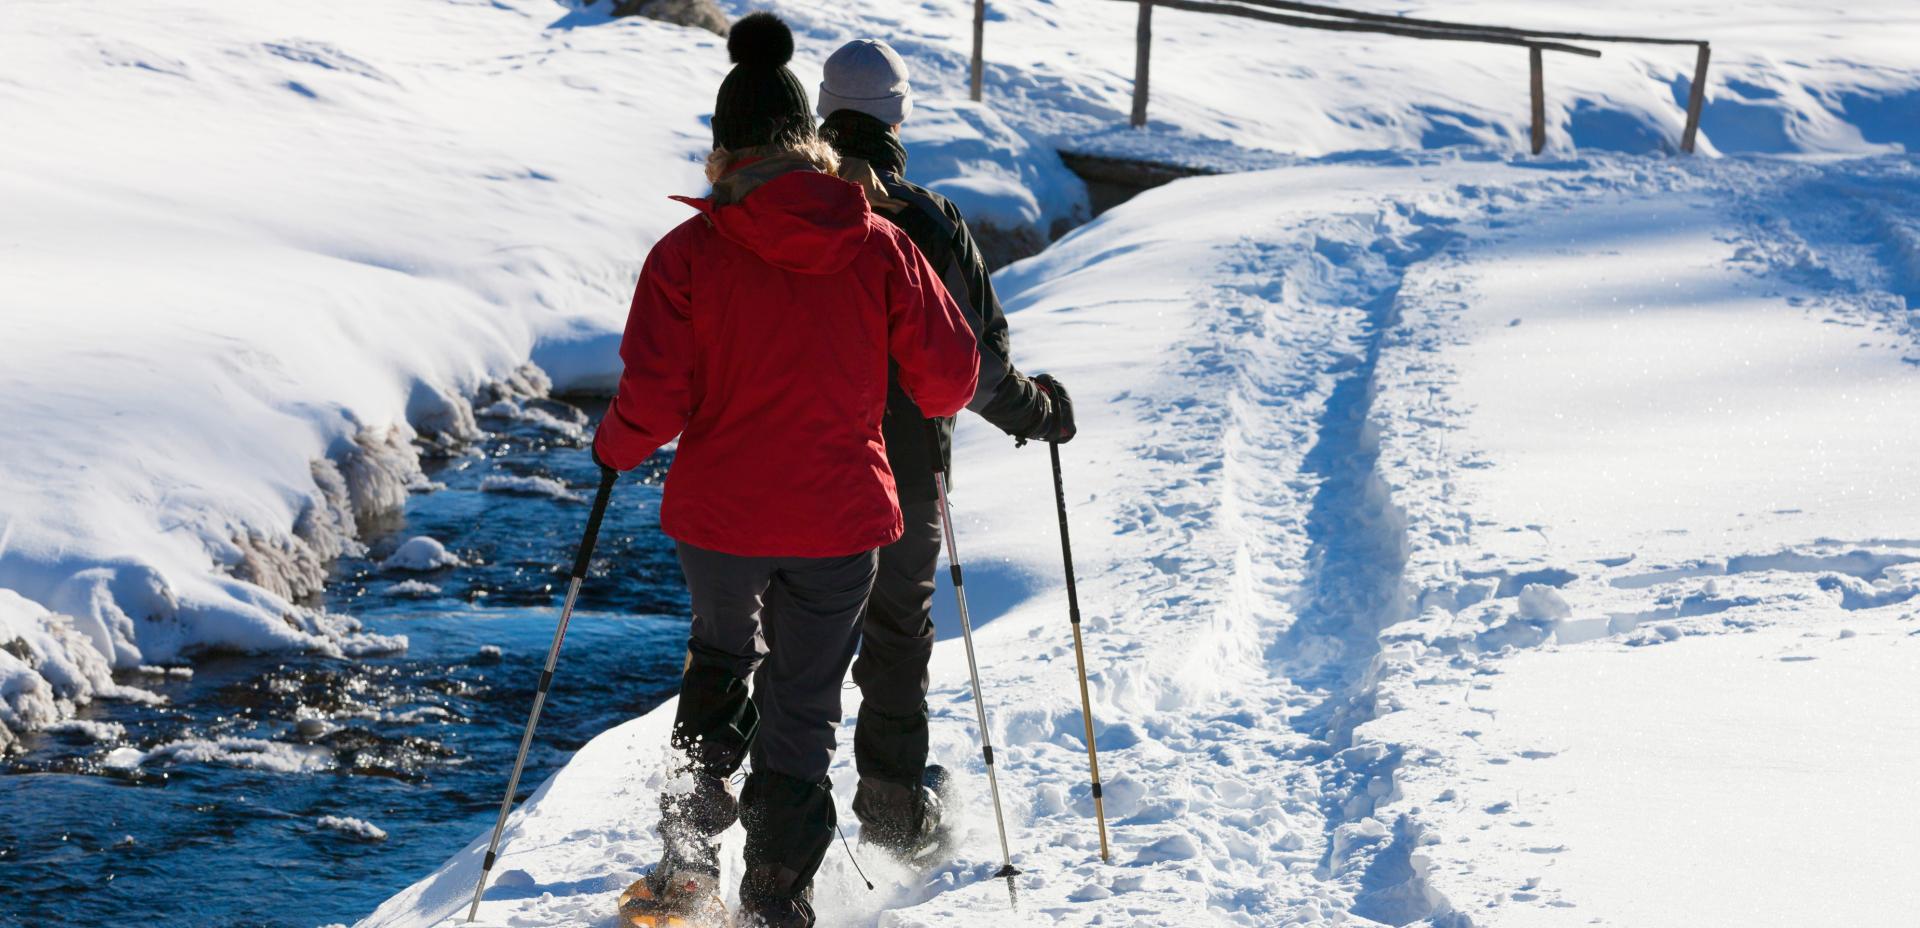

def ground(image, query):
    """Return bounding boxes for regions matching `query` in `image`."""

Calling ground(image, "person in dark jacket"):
[591,15,981,928]
[816,38,1077,860]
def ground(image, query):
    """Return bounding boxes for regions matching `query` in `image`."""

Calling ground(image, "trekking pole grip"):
[570,466,618,580]
[924,418,946,475]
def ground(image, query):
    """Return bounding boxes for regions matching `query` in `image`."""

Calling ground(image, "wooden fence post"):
[1528,46,1546,154]
[1681,42,1710,154]
[1131,0,1153,128]
[970,0,985,102]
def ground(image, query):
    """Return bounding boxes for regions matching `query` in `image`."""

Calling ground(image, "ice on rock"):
[318,815,389,842]
[0,589,149,749]
[479,475,582,502]
[387,579,442,597]
[44,719,126,742]
[136,737,334,773]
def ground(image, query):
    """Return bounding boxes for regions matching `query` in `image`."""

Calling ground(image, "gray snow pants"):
[676,541,878,783]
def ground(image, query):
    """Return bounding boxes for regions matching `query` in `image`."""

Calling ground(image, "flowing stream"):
[1,400,686,928]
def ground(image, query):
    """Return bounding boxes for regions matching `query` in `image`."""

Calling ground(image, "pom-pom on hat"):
[712,12,814,151]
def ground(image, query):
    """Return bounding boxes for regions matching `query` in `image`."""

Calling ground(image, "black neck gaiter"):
[820,110,908,177]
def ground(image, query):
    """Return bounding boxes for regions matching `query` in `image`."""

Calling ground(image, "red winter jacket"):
[593,165,980,557]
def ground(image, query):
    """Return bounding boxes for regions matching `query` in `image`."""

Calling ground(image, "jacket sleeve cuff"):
[591,400,658,472]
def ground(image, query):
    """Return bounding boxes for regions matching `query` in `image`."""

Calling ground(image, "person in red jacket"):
[590,13,979,928]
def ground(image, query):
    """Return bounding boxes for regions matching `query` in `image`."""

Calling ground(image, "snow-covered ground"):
[6,0,1919,924]
[0,0,718,747]
[361,152,1920,926]
[3,0,1913,744]
[1360,157,1920,925]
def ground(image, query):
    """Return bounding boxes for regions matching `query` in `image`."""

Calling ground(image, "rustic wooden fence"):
[966,0,1712,155]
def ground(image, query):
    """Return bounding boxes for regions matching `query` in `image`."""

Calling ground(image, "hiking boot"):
[736,770,834,928]
[852,764,951,861]
[736,863,817,928]
[661,770,739,841]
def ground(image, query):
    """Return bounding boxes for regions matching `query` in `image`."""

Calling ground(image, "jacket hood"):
[673,167,872,275]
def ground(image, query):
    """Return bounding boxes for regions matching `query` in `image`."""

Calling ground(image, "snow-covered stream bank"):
[0,0,712,750]
[3,406,693,928]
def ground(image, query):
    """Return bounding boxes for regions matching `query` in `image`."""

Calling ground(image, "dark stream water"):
[1,400,686,927]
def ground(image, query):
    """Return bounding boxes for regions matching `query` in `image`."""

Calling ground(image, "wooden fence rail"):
[965,0,1713,154]
[1214,0,1716,153]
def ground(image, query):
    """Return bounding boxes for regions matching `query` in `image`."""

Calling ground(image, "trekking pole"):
[926,422,1021,904]
[1049,441,1110,863]
[467,464,619,923]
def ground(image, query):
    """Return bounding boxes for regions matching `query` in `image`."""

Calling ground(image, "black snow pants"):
[849,499,943,786]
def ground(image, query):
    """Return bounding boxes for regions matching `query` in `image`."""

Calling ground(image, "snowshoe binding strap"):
[618,868,726,928]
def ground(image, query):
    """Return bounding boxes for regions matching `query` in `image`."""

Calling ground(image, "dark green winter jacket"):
[857,165,1048,503]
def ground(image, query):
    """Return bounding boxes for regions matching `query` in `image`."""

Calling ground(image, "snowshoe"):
[625,770,737,927]
[617,866,727,928]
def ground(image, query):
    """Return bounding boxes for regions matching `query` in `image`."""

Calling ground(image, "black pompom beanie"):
[712,12,813,151]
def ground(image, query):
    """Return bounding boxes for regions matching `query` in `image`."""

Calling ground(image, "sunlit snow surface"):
[363,155,1920,927]
[3,0,1918,925]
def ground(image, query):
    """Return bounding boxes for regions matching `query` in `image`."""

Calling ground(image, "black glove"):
[589,439,620,481]
[1031,374,1076,445]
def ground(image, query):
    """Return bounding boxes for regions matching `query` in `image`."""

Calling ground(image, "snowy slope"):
[6,0,1918,921]
[5,0,1915,742]
[762,0,1920,159]
[358,150,1919,927]
[0,0,726,745]
[1358,157,1920,925]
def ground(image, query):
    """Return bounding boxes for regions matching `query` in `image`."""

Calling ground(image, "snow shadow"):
[482,869,629,902]
[931,559,1038,639]
[1565,99,1674,154]
[1271,283,1414,745]
[545,2,617,30]
[1835,87,1920,149]
[1610,549,1920,589]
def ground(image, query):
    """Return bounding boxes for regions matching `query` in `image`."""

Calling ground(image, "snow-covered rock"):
[380,537,463,573]
[109,736,335,774]
[388,579,444,598]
